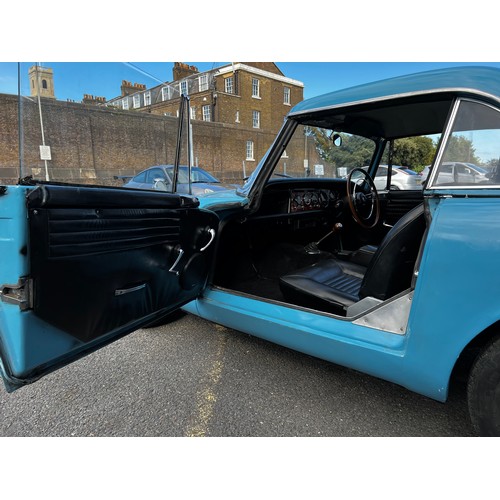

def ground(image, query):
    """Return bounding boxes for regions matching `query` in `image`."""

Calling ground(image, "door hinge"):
[0,278,33,310]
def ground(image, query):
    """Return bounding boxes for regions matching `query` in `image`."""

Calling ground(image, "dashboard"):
[254,179,347,216]
[289,188,340,213]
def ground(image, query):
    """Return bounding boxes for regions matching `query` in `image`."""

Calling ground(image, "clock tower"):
[28,65,55,99]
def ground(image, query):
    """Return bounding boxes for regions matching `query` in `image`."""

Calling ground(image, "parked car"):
[351,165,422,190]
[420,162,489,186]
[122,165,236,196]
[2,66,500,436]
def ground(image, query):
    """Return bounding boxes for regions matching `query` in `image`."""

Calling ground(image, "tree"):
[442,135,482,166]
[383,136,436,171]
[311,129,376,171]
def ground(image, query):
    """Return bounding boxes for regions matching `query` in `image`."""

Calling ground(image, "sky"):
[2,0,499,103]
[2,61,500,104]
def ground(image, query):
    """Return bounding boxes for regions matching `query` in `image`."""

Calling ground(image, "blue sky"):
[2,61,500,103]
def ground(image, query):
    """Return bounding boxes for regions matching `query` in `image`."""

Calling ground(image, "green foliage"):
[311,129,376,170]
[382,136,436,172]
[442,135,482,165]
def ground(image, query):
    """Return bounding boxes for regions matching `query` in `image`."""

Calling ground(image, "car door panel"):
[379,189,424,226]
[0,184,218,389]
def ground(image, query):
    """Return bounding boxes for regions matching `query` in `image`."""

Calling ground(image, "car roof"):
[148,165,204,170]
[288,67,500,140]
[290,66,500,115]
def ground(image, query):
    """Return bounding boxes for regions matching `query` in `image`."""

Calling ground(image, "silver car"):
[421,162,489,186]
[123,165,236,196]
[351,165,422,190]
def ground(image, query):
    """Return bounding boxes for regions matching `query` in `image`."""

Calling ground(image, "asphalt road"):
[0,313,475,437]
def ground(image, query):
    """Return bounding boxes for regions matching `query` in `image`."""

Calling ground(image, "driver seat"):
[279,204,426,315]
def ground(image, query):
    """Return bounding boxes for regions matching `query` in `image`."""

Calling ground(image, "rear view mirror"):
[331,133,342,147]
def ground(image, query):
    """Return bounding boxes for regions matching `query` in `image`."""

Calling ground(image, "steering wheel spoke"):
[346,168,380,229]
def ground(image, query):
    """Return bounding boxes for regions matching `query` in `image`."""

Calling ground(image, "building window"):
[252,110,260,128]
[180,80,188,95]
[235,111,240,123]
[133,94,141,108]
[122,98,129,110]
[42,79,47,89]
[252,78,260,98]
[190,106,196,120]
[283,87,290,105]
[246,140,254,160]
[161,87,171,101]
[202,105,211,122]
[144,91,151,106]
[199,74,209,92]
[225,76,234,94]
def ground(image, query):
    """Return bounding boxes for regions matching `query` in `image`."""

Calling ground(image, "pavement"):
[0,313,475,437]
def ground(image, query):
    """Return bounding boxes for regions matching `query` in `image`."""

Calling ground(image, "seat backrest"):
[359,203,426,301]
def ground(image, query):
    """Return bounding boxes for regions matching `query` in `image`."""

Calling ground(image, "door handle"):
[169,248,185,275]
[200,228,215,252]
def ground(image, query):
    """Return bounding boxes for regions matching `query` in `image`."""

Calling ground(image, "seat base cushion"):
[279,259,366,315]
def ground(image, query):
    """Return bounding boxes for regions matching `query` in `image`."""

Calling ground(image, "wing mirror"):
[331,133,342,147]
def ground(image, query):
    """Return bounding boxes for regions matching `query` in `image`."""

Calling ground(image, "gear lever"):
[304,223,343,254]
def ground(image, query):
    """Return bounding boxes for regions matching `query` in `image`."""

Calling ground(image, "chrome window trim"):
[288,88,500,118]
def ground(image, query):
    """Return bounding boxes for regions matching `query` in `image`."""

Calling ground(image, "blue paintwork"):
[185,194,500,402]
[196,189,247,211]
[291,66,500,115]
[0,186,84,385]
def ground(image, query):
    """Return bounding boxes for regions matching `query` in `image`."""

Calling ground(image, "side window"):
[432,100,500,187]
[378,135,439,190]
[375,166,388,178]
[145,168,166,183]
[133,171,147,183]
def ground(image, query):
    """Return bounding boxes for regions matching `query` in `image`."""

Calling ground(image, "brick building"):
[0,63,305,185]
[107,62,304,170]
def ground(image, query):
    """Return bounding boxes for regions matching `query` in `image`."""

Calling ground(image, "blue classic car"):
[1,66,500,436]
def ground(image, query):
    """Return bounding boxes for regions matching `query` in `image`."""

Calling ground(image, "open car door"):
[0,182,218,391]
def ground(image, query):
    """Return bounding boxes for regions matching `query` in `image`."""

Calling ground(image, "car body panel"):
[183,193,500,402]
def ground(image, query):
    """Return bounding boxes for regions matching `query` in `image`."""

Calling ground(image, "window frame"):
[180,80,189,96]
[252,78,260,98]
[161,86,171,101]
[283,86,291,105]
[246,140,254,160]
[225,76,234,94]
[199,74,209,92]
[252,110,260,129]
[202,104,211,122]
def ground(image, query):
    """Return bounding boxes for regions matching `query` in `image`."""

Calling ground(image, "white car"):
[351,165,422,190]
[421,162,489,186]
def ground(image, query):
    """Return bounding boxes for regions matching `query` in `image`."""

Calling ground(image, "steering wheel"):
[346,168,380,229]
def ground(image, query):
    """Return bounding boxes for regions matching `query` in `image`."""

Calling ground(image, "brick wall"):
[0,93,292,185]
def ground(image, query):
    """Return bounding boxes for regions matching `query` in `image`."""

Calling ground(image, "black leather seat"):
[279,204,426,315]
